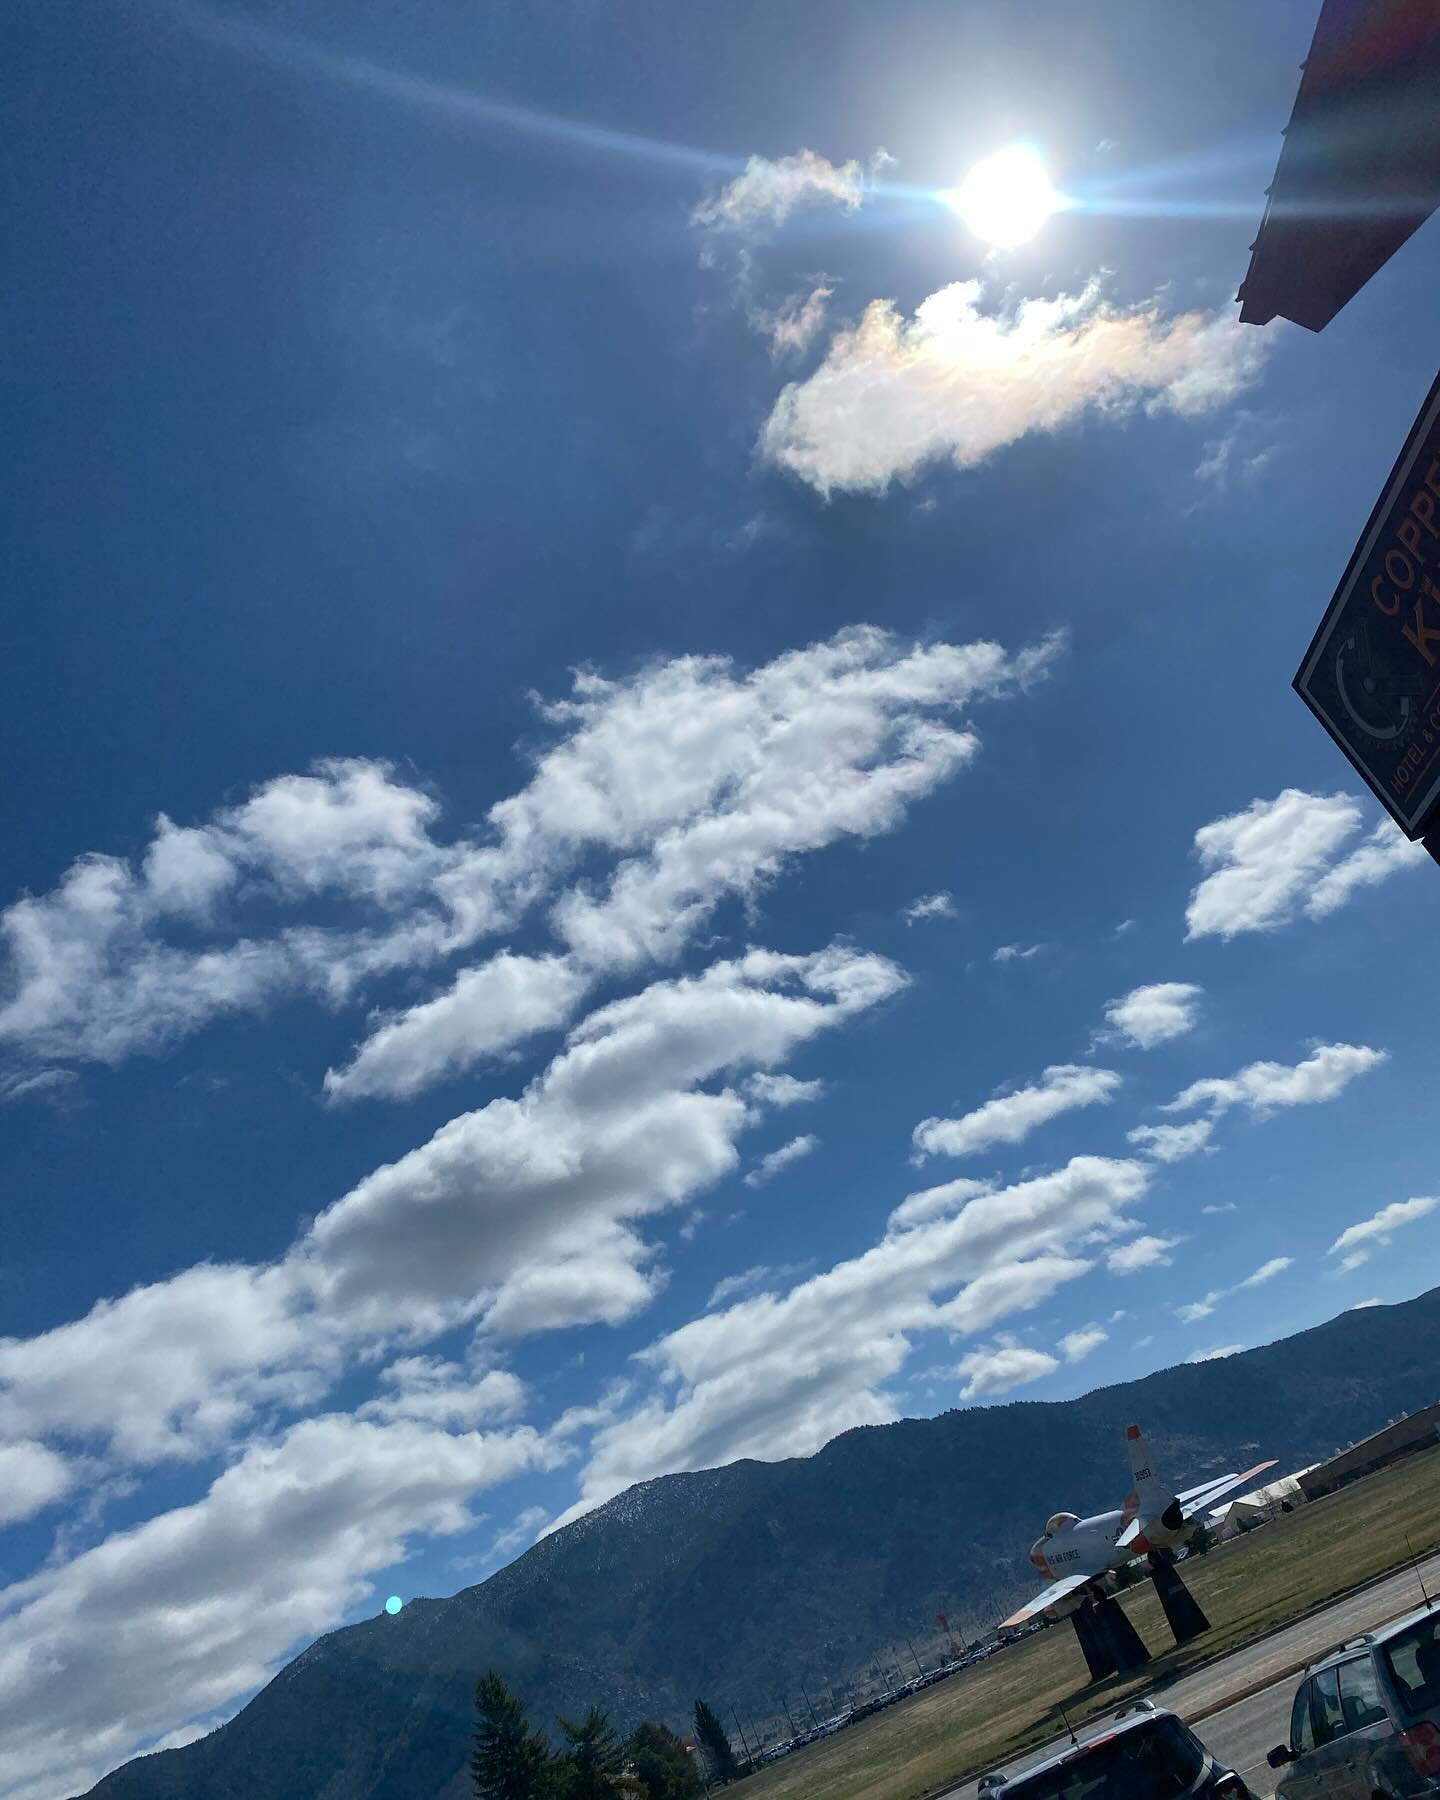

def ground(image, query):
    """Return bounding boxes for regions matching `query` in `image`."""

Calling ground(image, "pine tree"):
[472,1670,557,1800]
[628,1722,705,1800]
[691,1700,739,1785]
[556,1706,632,1800]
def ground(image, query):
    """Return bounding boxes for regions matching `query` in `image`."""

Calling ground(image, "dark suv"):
[1268,1606,1440,1799]
[980,1701,1252,1797]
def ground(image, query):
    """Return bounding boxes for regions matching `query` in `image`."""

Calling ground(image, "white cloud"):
[307,947,901,1343]
[692,150,864,231]
[488,1504,550,1564]
[0,1262,336,1467]
[355,1358,528,1429]
[1058,1325,1107,1363]
[705,1263,812,1311]
[0,1068,79,1107]
[3,630,1062,1095]
[744,1072,824,1109]
[1307,819,1429,917]
[0,948,902,1473]
[759,281,1266,496]
[956,1342,1060,1399]
[1102,982,1203,1050]
[1187,789,1359,939]
[1176,1255,1292,1324]
[0,1414,556,1800]
[992,942,1045,963]
[558,1155,1146,1522]
[1242,1256,1292,1288]
[1107,1234,1181,1274]
[1126,1119,1215,1163]
[323,954,588,1102]
[1350,1298,1385,1310]
[1185,791,1423,940]
[340,627,1061,1097]
[886,1176,992,1235]
[1338,1250,1371,1274]
[1163,1042,1387,1119]
[0,1439,74,1526]
[1328,1196,1438,1261]
[904,891,956,925]
[1186,1343,1245,1363]
[753,285,833,357]
[1201,1201,1237,1215]
[914,1064,1121,1160]
[743,1133,819,1188]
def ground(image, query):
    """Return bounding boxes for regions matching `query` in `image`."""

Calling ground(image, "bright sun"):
[948,145,1058,249]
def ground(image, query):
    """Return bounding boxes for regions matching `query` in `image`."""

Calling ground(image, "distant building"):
[1298,1402,1440,1500]
[1209,1467,1314,1538]
[1237,0,1440,331]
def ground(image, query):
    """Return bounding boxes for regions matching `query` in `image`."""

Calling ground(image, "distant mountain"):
[81,1286,1440,1800]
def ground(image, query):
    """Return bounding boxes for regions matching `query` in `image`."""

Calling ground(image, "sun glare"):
[948,145,1058,249]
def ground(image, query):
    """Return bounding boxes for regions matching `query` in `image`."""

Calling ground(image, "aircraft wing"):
[1175,1459,1278,1520]
[999,1572,1092,1629]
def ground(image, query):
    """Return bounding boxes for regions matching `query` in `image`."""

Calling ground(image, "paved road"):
[941,1549,1440,1799]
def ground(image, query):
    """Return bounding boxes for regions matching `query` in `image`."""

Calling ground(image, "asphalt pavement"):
[939,1548,1440,1800]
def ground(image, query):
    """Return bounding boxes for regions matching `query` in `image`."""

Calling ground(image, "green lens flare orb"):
[385,1596,403,1616]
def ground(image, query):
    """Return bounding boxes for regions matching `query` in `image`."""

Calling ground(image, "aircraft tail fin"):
[1122,1424,1174,1523]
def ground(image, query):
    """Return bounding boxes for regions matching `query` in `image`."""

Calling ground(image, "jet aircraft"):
[1000,1425,1275,1677]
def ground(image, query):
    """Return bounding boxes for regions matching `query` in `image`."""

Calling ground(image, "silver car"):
[1268,1605,1440,1799]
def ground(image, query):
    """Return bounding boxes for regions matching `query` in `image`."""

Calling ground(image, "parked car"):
[980,1699,1253,1797]
[1268,1607,1440,1799]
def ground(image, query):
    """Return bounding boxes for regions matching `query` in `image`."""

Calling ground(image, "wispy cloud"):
[1127,1119,1215,1163]
[743,1133,820,1188]
[1107,1234,1182,1274]
[753,285,834,357]
[956,1340,1060,1399]
[1327,1196,1438,1270]
[905,891,956,925]
[913,1064,1120,1161]
[1175,1255,1292,1324]
[1185,790,1425,940]
[1162,1042,1386,1119]
[692,149,864,232]
[760,281,1267,496]
[1058,1325,1107,1363]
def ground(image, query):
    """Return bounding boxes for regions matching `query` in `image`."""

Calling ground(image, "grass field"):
[729,1443,1440,1800]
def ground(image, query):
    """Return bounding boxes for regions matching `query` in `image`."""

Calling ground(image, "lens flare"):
[385,1595,403,1616]
[947,145,1058,248]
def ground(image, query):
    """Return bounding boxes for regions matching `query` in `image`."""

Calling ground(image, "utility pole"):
[905,1637,924,1677]
[799,1681,821,1728]
[729,1705,755,1767]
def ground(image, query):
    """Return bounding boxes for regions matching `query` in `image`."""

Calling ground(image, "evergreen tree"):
[628,1722,705,1800]
[556,1706,632,1800]
[691,1701,739,1785]
[472,1670,557,1800]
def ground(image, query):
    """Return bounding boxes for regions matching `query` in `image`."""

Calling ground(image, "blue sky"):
[5,0,1440,1791]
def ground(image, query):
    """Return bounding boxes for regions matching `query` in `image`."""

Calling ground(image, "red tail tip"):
[1125,1425,1141,1440]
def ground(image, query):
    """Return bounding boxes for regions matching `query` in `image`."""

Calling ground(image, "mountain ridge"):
[80,1286,1440,1800]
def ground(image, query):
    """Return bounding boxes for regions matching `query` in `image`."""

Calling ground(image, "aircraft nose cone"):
[1029,1541,1048,1568]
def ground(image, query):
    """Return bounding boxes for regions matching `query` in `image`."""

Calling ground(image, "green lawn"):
[728,1443,1440,1800]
